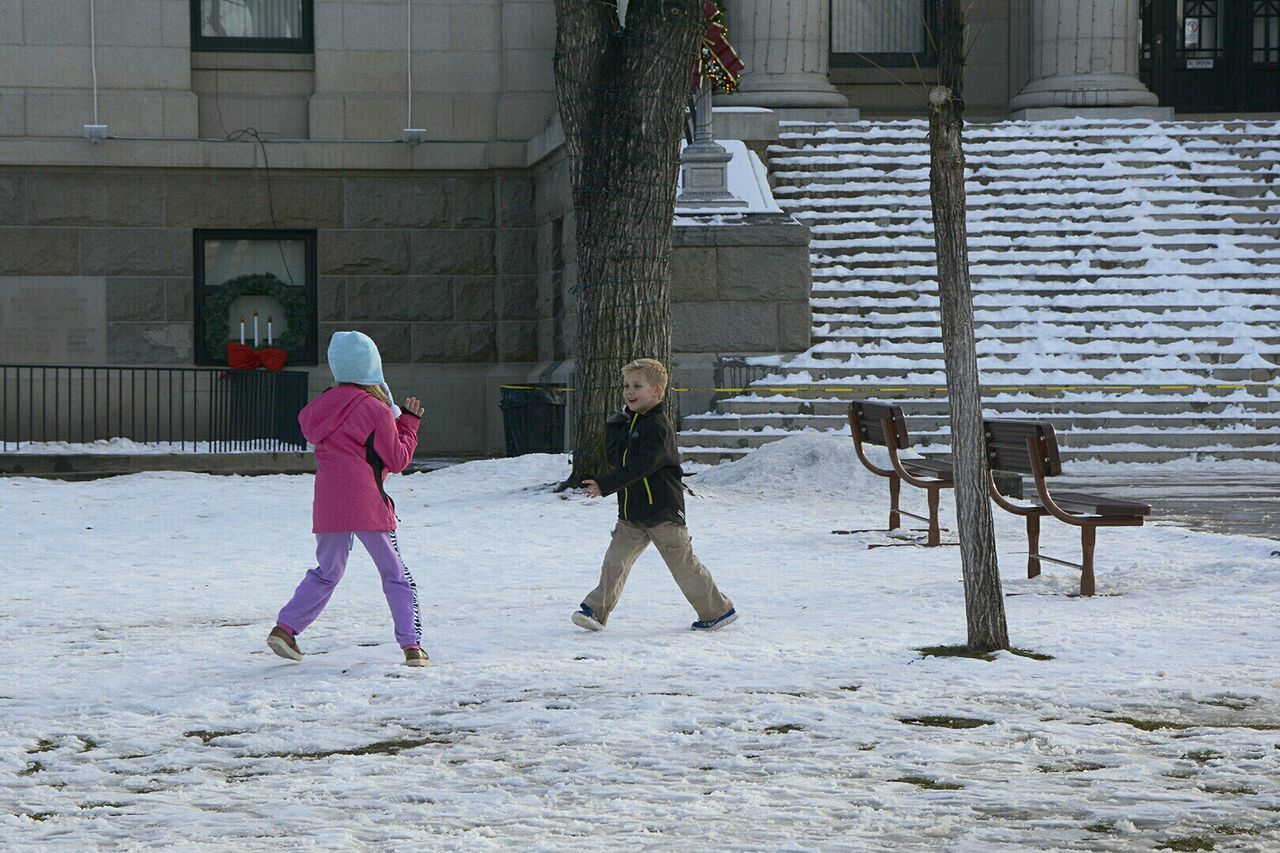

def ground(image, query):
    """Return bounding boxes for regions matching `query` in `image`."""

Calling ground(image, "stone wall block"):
[81,228,190,276]
[345,275,452,321]
[345,178,449,228]
[673,302,776,352]
[410,229,496,275]
[317,275,346,322]
[496,276,538,320]
[681,220,811,248]
[498,228,537,275]
[497,177,536,227]
[319,229,410,275]
[671,247,718,301]
[717,246,807,302]
[0,228,79,275]
[497,321,538,361]
[777,301,812,352]
[164,276,193,322]
[106,277,166,321]
[449,177,495,227]
[0,175,26,224]
[536,317,557,361]
[30,174,165,227]
[107,322,193,364]
[167,176,344,228]
[411,322,497,362]
[0,92,23,135]
[453,276,496,321]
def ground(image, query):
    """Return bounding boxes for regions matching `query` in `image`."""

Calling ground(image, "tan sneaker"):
[266,626,303,661]
[403,647,430,667]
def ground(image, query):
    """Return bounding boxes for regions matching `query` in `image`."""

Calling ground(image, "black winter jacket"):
[592,401,686,526]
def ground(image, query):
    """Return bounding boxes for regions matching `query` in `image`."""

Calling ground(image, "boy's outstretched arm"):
[591,420,667,497]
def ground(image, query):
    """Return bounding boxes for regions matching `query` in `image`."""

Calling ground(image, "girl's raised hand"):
[403,397,425,418]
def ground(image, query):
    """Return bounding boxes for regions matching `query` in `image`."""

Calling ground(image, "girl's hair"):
[340,382,390,405]
[622,357,668,388]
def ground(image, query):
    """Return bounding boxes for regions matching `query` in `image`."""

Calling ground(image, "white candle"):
[267,316,273,346]
[253,311,259,347]
[239,315,245,345]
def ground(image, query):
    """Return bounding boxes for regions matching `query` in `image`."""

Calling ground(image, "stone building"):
[1,1,1275,454]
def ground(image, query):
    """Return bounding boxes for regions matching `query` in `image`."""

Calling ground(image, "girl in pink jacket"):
[267,331,428,667]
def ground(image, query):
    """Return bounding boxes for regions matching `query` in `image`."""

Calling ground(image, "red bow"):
[226,343,288,372]
[692,0,744,93]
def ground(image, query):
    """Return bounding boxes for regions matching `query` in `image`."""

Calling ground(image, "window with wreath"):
[194,230,317,366]
[831,0,936,68]
[192,0,314,52]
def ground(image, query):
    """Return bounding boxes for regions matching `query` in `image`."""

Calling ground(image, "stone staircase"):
[679,119,1280,464]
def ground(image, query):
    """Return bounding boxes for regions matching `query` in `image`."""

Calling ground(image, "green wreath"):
[203,273,308,361]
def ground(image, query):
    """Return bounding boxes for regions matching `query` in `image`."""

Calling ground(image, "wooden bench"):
[847,400,954,546]
[983,418,1151,596]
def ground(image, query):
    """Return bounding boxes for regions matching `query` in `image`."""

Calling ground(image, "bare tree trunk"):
[928,0,1008,652]
[554,0,703,484]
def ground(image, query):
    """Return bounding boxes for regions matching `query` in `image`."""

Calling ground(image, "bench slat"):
[849,401,910,449]
[901,458,953,479]
[1031,490,1152,517]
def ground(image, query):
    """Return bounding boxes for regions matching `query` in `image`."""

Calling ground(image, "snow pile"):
[694,431,887,497]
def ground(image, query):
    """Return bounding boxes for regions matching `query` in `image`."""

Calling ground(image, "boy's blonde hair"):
[622,358,668,389]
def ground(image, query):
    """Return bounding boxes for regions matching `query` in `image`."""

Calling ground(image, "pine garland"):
[201,273,308,361]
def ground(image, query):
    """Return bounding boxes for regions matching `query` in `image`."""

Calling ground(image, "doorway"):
[1140,0,1280,112]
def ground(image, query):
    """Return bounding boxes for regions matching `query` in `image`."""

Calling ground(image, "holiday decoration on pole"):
[693,0,744,94]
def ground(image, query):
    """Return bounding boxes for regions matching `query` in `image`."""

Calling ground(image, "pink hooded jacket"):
[299,385,421,533]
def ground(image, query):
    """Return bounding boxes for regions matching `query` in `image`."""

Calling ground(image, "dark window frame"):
[829,0,938,69]
[190,0,314,53]
[193,228,319,366]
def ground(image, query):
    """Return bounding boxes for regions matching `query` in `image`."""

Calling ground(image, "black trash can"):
[499,384,567,456]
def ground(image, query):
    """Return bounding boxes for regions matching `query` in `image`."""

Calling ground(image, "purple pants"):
[276,531,422,648]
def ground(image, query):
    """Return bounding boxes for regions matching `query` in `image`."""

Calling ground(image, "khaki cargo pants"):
[583,520,732,626]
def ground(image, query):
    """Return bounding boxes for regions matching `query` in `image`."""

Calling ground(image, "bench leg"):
[1079,525,1097,597]
[1026,514,1041,579]
[888,474,901,532]
[926,487,940,547]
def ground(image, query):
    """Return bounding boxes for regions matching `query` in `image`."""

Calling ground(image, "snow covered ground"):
[3,434,1279,850]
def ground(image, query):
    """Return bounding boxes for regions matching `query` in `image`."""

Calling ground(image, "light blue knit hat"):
[327,331,398,414]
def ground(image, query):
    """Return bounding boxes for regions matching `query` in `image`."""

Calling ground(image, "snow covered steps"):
[678,119,1280,465]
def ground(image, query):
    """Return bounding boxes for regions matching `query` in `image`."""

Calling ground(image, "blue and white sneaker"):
[571,604,604,632]
[691,607,738,631]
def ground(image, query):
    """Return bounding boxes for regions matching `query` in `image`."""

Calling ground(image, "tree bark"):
[928,0,1009,652]
[554,0,704,484]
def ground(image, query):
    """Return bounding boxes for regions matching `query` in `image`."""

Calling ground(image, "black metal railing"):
[0,365,309,452]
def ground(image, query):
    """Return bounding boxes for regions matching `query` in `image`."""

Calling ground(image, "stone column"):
[719,0,848,109]
[1010,0,1164,116]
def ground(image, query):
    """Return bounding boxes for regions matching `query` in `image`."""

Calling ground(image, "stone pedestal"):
[677,83,747,208]
[1010,0,1163,115]
[718,0,848,109]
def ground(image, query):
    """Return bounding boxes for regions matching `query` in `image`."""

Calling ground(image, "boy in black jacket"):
[572,358,737,632]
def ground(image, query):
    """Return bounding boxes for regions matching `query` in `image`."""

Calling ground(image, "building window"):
[1178,0,1224,63]
[191,0,314,52]
[194,230,317,366]
[1255,0,1280,65]
[831,0,936,68]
